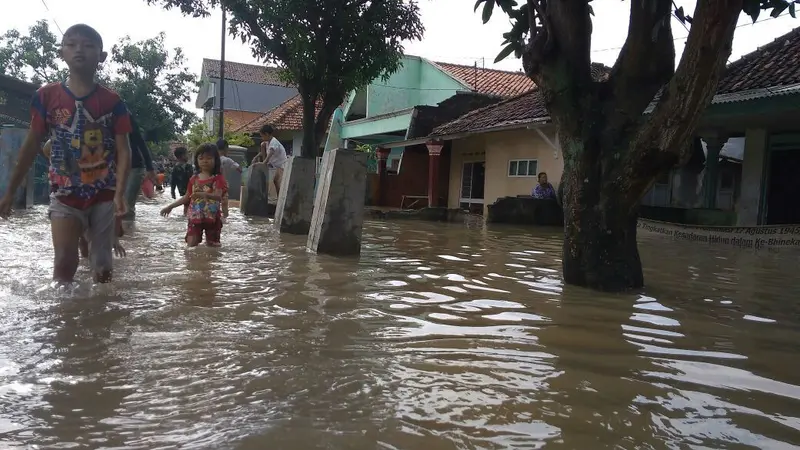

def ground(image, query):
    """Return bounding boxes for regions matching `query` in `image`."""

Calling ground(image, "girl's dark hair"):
[193,143,221,175]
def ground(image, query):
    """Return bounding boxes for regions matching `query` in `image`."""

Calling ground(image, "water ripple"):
[0,200,799,448]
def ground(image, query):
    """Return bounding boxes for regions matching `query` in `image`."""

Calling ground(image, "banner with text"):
[637,219,800,250]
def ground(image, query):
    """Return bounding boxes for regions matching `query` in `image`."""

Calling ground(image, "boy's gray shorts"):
[48,196,115,273]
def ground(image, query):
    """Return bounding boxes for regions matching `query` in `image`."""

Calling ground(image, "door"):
[765,149,800,225]
[460,161,485,213]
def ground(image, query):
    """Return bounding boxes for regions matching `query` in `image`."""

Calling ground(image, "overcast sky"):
[3,0,797,113]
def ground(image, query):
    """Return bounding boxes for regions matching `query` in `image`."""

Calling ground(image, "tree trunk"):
[558,128,644,292]
[300,94,318,159]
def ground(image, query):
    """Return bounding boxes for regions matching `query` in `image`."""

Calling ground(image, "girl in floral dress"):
[161,143,228,247]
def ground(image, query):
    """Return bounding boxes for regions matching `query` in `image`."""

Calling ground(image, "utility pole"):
[217,7,226,139]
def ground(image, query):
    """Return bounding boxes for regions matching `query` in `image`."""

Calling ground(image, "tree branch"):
[625,0,743,204]
[608,0,675,117]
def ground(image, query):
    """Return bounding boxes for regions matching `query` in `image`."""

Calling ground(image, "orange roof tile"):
[236,95,326,133]
[433,61,535,98]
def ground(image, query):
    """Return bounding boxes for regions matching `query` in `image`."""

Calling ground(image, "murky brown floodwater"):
[1,197,800,449]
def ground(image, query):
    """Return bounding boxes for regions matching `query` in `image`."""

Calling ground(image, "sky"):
[2,0,798,115]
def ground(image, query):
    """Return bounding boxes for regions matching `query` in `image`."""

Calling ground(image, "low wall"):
[486,196,564,226]
[638,219,800,250]
[639,205,736,226]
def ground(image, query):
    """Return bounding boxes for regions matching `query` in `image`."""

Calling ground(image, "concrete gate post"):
[307,148,368,256]
[274,156,317,234]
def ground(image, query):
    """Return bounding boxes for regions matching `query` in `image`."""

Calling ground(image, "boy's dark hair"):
[537,172,547,179]
[216,138,229,150]
[194,143,221,175]
[174,146,188,159]
[259,124,275,136]
[62,24,104,50]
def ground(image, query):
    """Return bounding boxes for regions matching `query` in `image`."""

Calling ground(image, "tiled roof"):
[431,89,547,137]
[0,113,29,127]
[433,61,535,98]
[201,58,292,87]
[717,26,800,94]
[408,93,502,139]
[431,63,610,137]
[236,95,326,133]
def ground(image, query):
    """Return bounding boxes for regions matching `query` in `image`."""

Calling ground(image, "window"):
[508,159,538,177]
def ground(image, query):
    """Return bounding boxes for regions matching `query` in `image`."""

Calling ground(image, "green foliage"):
[185,119,254,150]
[474,0,798,64]
[0,20,198,142]
[144,0,424,156]
[110,33,198,142]
[0,20,67,84]
[355,143,378,174]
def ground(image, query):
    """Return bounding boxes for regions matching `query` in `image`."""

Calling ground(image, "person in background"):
[532,171,557,200]
[216,138,240,220]
[123,114,156,221]
[171,146,193,207]
[251,124,288,197]
[156,171,166,191]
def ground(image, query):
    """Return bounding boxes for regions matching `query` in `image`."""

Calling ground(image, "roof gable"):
[201,58,293,87]
[236,95,327,133]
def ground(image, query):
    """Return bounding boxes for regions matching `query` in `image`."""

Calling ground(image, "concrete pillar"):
[274,156,317,234]
[376,147,390,206]
[241,163,271,217]
[426,140,444,207]
[737,128,768,226]
[701,133,727,209]
[307,148,368,256]
[223,166,242,201]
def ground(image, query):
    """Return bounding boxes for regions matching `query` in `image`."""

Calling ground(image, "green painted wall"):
[365,56,468,118]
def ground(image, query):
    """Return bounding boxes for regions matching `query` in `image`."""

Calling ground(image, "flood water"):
[1,198,800,449]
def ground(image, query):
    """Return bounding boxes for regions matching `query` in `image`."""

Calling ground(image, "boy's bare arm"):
[3,131,44,197]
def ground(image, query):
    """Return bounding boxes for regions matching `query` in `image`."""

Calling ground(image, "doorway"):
[459,161,485,214]
[765,149,800,225]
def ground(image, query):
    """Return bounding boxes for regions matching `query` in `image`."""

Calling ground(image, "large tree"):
[478,0,798,292]
[0,21,198,142]
[145,0,424,157]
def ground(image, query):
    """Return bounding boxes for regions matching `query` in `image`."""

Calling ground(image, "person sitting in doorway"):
[532,171,557,200]
[251,124,288,198]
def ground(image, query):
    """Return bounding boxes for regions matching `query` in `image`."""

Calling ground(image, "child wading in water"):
[161,143,228,247]
[0,24,131,283]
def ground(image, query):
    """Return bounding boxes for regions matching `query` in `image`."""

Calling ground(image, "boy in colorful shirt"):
[0,24,131,283]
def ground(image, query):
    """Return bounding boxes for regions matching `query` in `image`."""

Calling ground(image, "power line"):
[592,12,789,54]
[39,0,64,35]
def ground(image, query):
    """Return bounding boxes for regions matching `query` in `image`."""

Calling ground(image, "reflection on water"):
[1,198,800,449]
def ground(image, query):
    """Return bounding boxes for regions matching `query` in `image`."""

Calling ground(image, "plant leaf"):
[482,0,495,24]
[494,43,515,63]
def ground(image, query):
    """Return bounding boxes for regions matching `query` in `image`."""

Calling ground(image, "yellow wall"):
[447,126,563,214]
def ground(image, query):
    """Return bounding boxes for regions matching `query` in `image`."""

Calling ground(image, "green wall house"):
[325,55,535,168]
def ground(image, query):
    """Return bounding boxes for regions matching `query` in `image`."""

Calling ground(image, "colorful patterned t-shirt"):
[186,174,228,223]
[31,82,132,203]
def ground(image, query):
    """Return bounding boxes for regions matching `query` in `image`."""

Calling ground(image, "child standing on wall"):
[160,143,228,247]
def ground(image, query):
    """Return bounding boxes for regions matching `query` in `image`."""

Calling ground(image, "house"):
[676,25,800,226]
[0,74,38,128]
[327,56,534,168]
[195,59,297,132]
[0,74,40,207]
[235,94,323,158]
[371,26,800,226]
